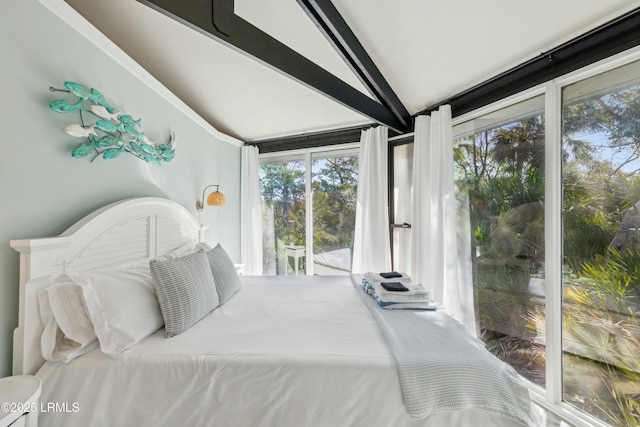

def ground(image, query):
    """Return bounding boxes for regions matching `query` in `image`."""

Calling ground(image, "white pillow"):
[37,280,98,362]
[62,262,164,357]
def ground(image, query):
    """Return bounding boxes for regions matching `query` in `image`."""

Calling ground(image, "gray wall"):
[0,0,242,377]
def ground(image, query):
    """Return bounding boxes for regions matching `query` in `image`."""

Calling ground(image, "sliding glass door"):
[259,148,358,275]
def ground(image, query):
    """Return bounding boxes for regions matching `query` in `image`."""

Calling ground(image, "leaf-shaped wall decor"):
[49,81,176,164]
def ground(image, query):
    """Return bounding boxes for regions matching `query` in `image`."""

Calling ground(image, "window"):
[453,95,546,387]
[450,51,640,427]
[259,147,359,275]
[561,59,640,426]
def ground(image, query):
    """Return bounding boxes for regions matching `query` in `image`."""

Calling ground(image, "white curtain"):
[352,126,392,274]
[411,106,476,335]
[240,145,263,275]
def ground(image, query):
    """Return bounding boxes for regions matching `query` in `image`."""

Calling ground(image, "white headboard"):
[10,197,204,375]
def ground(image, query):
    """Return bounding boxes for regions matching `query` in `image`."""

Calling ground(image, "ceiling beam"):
[250,125,402,153]
[250,125,368,153]
[296,0,411,130]
[136,0,410,134]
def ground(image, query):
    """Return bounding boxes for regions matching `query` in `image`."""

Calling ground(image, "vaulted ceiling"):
[65,0,640,143]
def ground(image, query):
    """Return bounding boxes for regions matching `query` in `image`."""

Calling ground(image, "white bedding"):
[37,275,532,427]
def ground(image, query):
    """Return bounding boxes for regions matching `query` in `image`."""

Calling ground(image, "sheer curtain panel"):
[241,145,263,275]
[352,126,392,274]
[411,107,475,335]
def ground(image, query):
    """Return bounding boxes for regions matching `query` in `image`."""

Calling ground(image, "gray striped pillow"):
[150,250,219,337]
[205,244,241,304]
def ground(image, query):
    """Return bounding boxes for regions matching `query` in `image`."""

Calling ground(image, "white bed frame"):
[10,198,204,375]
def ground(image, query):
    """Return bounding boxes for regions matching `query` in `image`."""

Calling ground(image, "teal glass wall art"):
[49,81,175,163]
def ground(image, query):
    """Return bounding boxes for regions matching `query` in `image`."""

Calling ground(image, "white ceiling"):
[65,0,640,142]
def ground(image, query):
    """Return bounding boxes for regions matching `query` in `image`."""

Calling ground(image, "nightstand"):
[284,245,305,275]
[0,375,42,427]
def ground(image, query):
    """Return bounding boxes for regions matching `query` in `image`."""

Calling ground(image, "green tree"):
[455,115,545,265]
[312,156,358,251]
[561,87,640,267]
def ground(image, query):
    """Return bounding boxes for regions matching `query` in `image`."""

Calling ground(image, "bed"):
[10,197,535,427]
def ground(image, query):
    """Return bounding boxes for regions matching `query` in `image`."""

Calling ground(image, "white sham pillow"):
[62,262,164,358]
[37,280,98,362]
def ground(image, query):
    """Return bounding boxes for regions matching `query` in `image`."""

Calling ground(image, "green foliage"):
[562,249,640,425]
[567,248,640,313]
[311,156,358,251]
[456,114,546,276]
[593,366,640,427]
[259,160,306,246]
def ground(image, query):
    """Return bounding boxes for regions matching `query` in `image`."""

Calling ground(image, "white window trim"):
[553,45,640,89]
[451,84,547,128]
[543,78,566,419]
[305,149,313,275]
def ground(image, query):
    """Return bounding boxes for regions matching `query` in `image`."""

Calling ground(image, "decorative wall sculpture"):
[49,81,175,163]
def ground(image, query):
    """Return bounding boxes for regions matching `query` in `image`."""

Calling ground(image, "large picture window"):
[450,52,640,427]
[561,59,640,426]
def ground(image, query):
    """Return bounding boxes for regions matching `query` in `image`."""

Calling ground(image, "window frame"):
[388,134,414,270]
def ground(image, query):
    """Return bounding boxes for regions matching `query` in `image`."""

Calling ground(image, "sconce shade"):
[207,190,226,207]
[197,184,226,211]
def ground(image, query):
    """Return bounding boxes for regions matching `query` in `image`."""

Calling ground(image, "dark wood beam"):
[296,0,411,130]
[250,125,403,153]
[136,0,410,134]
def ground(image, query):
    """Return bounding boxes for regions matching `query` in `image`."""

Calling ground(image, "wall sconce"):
[196,184,226,211]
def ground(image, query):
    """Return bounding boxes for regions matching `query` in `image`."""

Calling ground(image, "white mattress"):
[36,275,532,427]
